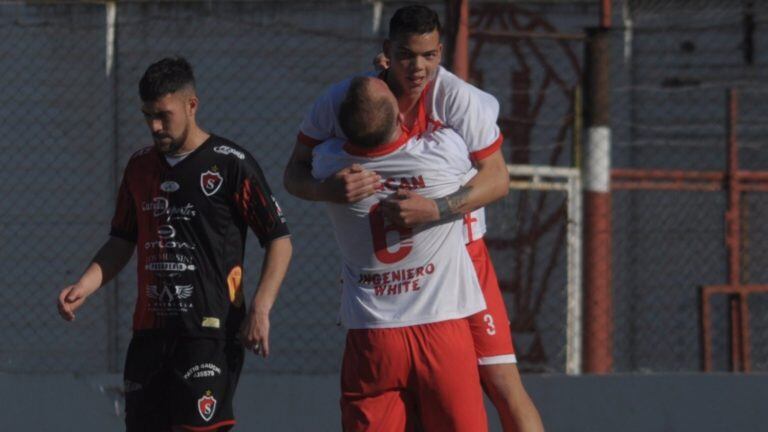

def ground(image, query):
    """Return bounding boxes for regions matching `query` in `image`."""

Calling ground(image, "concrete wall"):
[4,373,767,431]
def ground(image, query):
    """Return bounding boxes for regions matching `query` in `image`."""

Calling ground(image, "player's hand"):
[241,307,270,358]
[323,164,382,204]
[57,284,89,321]
[381,188,440,228]
[373,53,390,71]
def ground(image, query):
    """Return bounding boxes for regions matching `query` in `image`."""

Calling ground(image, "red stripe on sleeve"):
[297,131,324,148]
[469,133,504,162]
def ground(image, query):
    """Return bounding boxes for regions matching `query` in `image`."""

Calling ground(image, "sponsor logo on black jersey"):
[213,145,245,160]
[184,363,222,380]
[157,225,176,239]
[145,262,197,272]
[201,317,220,328]
[144,239,196,250]
[160,181,180,192]
[146,284,194,302]
[146,284,194,314]
[143,197,197,222]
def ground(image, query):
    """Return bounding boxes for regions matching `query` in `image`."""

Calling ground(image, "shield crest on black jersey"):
[197,391,217,421]
[200,170,223,196]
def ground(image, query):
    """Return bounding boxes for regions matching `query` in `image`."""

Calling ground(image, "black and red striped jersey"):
[110,135,289,338]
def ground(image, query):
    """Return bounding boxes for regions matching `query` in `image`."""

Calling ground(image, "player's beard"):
[154,126,188,155]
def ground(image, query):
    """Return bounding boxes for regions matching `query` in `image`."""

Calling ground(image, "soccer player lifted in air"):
[284,5,543,432]
[314,75,489,431]
[56,57,292,432]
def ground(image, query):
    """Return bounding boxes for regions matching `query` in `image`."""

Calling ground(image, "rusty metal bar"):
[612,181,722,192]
[601,0,612,29]
[701,284,768,371]
[703,285,768,294]
[740,291,752,372]
[471,29,586,41]
[612,168,724,181]
[739,184,768,192]
[727,89,741,287]
[701,286,713,371]
[452,0,470,81]
[737,171,768,181]
[725,88,745,371]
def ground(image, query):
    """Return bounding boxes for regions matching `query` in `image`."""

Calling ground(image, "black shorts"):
[123,332,245,432]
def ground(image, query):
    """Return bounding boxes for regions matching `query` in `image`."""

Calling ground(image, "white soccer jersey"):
[299,66,503,243]
[312,128,486,329]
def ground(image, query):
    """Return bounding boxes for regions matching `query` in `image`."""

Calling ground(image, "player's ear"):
[187,95,199,116]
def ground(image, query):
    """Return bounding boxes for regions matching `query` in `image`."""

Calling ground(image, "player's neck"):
[385,73,422,129]
[396,95,421,130]
[174,126,210,156]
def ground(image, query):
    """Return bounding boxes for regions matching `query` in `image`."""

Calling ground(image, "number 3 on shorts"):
[483,313,496,336]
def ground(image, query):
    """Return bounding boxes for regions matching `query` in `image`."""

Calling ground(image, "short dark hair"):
[139,56,196,102]
[388,5,441,40]
[338,77,398,149]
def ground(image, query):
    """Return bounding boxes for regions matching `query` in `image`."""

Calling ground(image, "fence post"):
[583,26,613,374]
[106,0,120,374]
[450,0,470,81]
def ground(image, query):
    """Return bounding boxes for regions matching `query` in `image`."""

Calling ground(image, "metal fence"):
[2,0,768,375]
[611,1,768,373]
[471,0,768,373]
[0,0,443,374]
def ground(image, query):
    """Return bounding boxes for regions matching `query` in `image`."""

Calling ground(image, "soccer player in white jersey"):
[285,5,543,432]
[314,76,488,431]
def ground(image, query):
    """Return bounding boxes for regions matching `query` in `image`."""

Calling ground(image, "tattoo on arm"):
[434,186,472,221]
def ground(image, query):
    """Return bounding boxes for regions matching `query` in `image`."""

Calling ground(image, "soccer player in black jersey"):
[56,57,292,432]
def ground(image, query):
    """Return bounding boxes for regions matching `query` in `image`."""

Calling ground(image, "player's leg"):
[466,238,544,432]
[479,363,544,432]
[410,319,488,431]
[340,328,418,432]
[124,333,174,432]
[168,337,244,432]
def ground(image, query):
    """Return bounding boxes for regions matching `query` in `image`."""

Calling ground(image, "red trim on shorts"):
[343,130,409,157]
[297,131,324,148]
[174,420,236,431]
[469,133,504,162]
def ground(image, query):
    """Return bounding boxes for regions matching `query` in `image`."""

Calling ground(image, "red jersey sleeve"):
[232,154,290,246]
[109,171,138,242]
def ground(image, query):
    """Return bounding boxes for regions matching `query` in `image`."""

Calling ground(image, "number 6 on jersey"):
[369,203,413,264]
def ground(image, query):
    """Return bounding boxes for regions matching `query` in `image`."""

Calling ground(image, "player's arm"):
[284,79,381,203]
[382,149,508,227]
[236,153,294,357]
[241,236,292,358]
[57,236,135,321]
[437,148,508,218]
[383,76,507,227]
[284,140,381,203]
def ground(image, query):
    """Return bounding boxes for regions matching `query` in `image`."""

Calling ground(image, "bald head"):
[338,77,400,149]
